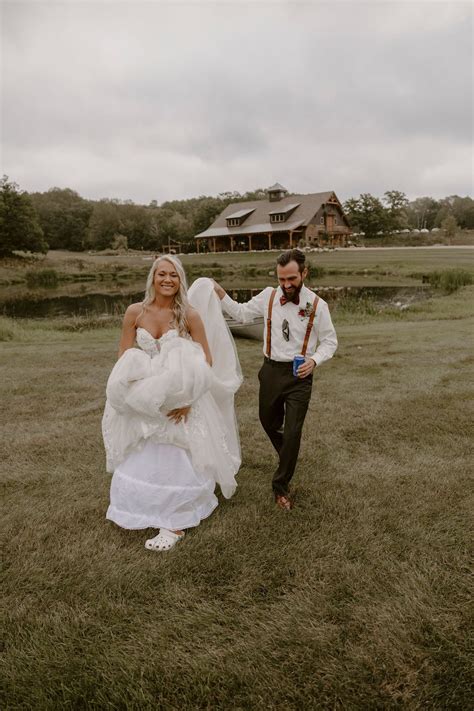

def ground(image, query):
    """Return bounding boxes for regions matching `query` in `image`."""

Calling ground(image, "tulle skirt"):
[106,440,218,531]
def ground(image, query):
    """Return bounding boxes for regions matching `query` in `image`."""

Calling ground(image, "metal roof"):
[267,182,287,192]
[195,220,305,239]
[268,202,300,215]
[225,208,256,220]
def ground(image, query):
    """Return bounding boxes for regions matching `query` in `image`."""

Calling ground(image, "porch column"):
[230,236,234,252]
[248,234,252,251]
[196,240,200,254]
[289,231,293,248]
[212,237,216,253]
[267,232,272,250]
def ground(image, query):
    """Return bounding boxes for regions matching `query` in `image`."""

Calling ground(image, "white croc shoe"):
[145,529,185,552]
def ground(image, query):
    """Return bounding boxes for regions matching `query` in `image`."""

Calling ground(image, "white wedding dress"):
[103,278,242,531]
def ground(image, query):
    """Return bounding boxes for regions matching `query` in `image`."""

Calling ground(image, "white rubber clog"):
[144,529,185,551]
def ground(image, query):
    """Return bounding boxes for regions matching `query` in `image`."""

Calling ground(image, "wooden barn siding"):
[309,205,351,233]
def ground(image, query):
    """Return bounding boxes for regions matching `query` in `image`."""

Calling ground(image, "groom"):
[213,248,337,510]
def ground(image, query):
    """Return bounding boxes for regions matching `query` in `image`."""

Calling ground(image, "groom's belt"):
[263,357,294,368]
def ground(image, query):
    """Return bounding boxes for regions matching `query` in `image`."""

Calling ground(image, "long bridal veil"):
[188,277,243,480]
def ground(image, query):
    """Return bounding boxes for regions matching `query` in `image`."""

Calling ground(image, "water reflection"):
[0,283,431,319]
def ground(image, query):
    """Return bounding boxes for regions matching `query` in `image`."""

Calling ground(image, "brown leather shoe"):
[275,494,293,511]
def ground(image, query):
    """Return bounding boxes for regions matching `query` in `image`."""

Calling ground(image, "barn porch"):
[195,229,304,253]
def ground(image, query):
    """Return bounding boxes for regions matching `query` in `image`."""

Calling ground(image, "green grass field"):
[1,247,473,290]
[1,287,473,709]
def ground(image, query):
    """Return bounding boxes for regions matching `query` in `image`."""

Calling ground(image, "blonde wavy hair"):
[138,255,189,336]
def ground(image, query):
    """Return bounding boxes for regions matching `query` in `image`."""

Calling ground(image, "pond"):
[0,281,431,319]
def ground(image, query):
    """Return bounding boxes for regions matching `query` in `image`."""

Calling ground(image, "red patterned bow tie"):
[280,294,300,306]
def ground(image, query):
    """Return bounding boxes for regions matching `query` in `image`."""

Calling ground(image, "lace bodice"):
[136,328,178,358]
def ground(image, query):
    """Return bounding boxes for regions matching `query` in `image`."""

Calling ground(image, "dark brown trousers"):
[258,358,313,496]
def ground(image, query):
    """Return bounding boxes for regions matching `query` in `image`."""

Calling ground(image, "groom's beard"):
[281,280,304,303]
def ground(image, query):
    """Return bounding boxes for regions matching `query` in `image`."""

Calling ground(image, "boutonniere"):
[298,301,313,320]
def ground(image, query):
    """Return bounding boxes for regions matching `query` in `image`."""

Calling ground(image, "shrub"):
[25,268,59,287]
[428,269,473,293]
[209,267,224,279]
[309,265,326,278]
[111,234,128,251]
[0,316,21,341]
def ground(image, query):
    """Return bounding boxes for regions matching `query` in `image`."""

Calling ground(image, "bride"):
[102,255,242,551]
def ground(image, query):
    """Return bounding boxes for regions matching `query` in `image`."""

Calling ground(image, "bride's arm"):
[187,307,213,366]
[117,303,141,358]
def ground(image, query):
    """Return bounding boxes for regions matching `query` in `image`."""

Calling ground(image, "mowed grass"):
[1,288,473,709]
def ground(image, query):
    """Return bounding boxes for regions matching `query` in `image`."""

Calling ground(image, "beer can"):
[293,354,305,377]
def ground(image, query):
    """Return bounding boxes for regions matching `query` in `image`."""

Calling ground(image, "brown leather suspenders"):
[266,290,319,360]
[301,296,319,357]
[266,289,277,358]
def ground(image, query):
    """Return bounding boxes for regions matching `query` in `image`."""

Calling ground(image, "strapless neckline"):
[135,327,178,358]
[136,327,177,342]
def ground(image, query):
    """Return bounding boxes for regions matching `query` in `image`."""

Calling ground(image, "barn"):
[194,183,351,252]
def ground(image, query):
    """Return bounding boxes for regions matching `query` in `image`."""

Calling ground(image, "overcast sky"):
[1,0,472,204]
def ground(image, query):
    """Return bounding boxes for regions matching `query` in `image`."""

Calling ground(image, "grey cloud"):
[1,0,472,203]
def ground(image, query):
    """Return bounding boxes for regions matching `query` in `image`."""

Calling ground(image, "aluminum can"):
[293,354,305,377]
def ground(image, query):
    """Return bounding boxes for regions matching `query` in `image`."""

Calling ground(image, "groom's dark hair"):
[277,248,306,273]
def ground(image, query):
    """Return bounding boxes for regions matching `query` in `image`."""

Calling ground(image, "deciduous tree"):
[436,196,474,230]
[441,215,458,241]
[30,187,93,251]
[193,197,225,235]
[0,176,47,256]
[383,190,409,231]
[86,200,122,251]
[343,193,389,237]
[406,197,439,230]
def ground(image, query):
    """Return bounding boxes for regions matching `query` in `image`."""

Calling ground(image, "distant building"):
[194,183,351,252]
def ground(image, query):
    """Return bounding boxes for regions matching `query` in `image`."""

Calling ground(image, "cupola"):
[267,183,288,202]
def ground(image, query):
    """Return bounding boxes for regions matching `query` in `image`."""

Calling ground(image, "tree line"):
[0,175,473,257]
[343,190,474,238]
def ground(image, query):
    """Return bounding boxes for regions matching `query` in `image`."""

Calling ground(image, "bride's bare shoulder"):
[126,302,143,314]
[123,302,143,324]
[185,305,201,323]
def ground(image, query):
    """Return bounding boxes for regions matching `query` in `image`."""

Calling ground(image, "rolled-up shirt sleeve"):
[310,302,338,367]
[221,288,269,324]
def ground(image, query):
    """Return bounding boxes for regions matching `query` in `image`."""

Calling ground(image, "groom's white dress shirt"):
[221,284,337,366]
